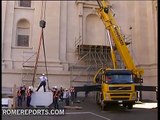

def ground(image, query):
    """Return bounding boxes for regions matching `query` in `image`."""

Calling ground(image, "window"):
[19,0,31,7]
[16,19,30,47]
[17,34,29,47]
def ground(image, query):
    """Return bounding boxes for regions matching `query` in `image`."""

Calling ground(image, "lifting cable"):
[32,1,49,88]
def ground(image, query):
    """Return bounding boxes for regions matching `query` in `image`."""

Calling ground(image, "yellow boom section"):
[96,0,144,80]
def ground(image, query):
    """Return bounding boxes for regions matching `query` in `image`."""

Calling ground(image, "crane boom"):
[96,0,144,82]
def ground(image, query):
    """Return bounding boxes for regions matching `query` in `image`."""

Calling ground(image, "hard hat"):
[54,86,57,89]
[29,86,33,90]
[42,73,45,76]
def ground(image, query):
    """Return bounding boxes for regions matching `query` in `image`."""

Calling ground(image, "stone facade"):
[2,1,157,101]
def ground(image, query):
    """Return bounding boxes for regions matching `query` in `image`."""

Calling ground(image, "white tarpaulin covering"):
[30,92,53,107]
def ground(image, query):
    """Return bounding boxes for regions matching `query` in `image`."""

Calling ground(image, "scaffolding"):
[21,51,37,86]
[70,40,114,86]
[69,33,132,86]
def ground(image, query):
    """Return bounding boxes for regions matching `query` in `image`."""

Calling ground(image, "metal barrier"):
[74,85,158,101]
[74,85,157,92]
[2,87,13,95]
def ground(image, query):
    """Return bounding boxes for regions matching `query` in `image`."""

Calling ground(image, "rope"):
[40,0,47,21]
[32,0,50,88]
[32,30,43,87]
[40,1,43,20]
[41,28,49,88]
[43,1,47,20]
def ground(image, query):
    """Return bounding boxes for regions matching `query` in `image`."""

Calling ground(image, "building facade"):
[2,1,157,100]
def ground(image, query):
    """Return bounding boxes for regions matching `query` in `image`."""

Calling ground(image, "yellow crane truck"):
[93,0,144,110]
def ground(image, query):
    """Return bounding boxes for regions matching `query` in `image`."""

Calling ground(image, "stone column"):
[78,2,83,44]
[59,1,68,62]
[2,1,7,69]
[3,1,15,69]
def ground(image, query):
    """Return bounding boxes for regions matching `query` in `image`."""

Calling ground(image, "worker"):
[53,86,60,109]
[36,73,47,92]
[48,86,59,109]
[26,86,33,107]
[48,86,55,108]
[20,84,26,101]
[59,87,64,101]
[63,88,70,106]
[17,87,22,107]
[70,86,75,105]
[82,85,89,102]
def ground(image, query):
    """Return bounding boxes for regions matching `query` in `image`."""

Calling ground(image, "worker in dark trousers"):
[59,87,64,101]
[49,86,55,108]
[82,85,89,102]
[36,73,47,92]
[17,87,22,107]
[63,88,70,106]
[26,87,33,107]
[53,86,59,109]
[48,86,59,109]
[70,86,75,105]
[20,84,26,101]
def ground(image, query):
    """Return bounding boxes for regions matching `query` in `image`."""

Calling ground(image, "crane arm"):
[96,0,144,82]
[106,29,117,69]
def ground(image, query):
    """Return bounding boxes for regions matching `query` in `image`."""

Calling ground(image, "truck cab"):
[95,69,136,110]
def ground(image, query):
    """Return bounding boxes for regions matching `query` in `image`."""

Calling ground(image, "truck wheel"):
[101,101,105,110]
[128,104,133,109]
[96,92,100,105]
[123,104,127,108]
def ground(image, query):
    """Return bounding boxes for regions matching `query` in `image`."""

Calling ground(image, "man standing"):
[70,86,75,105]
[48,86,59,109]
[21,84,26,101]
[17,87,22,107]
[36,73,47,92]
[63,88,70,106]
[59,87,64,101]
[26,87,33,107]
[53,86,60,109]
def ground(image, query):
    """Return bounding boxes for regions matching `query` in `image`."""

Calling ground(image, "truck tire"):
[96,92,101,105]
[128,104,133,109]
[101,100,105,110]
[123,103,127,108]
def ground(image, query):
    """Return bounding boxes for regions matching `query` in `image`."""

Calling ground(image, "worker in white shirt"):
[63,88,71,106]
[36,73,47,92]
